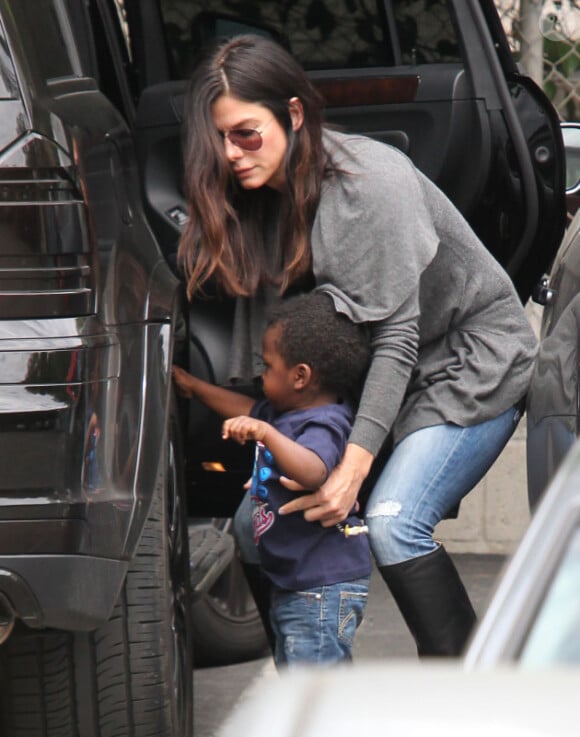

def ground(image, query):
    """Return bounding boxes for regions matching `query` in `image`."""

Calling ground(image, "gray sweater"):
[230,130,538,456]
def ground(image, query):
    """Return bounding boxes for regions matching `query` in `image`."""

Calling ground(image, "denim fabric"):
[270,576,370,667]
[366,404,522,566]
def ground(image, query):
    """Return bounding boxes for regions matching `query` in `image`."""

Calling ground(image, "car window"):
[7,0,82,82]
[0,20,17,98]
[394,0,460,64]
[111,0,131,60]
[519,526,580,666]
[159,0,461,79]
[88,0,136,120]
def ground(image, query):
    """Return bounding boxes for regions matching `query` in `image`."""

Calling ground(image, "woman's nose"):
[224,136,243,161]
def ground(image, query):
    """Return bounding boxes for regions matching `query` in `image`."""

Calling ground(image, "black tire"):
[0,412,193,737]
[191,523,269,667]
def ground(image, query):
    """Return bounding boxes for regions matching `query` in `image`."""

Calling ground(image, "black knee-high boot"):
[379,545,476,656]
[241,562,276,655]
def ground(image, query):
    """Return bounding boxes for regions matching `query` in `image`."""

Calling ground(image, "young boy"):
[172,292,372,667]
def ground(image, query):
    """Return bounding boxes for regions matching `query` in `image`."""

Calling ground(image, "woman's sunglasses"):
[221,118,274,152]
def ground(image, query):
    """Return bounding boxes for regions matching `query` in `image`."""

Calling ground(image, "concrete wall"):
[435,302,541,554]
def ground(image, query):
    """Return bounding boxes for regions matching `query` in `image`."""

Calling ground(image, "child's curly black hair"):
[266,291,371,404]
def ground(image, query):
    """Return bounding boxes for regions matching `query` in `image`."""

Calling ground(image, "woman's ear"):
[293,363,311,390]
[288,97,304,132]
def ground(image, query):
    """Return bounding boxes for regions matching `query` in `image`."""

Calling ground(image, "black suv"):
[0,1,567,735]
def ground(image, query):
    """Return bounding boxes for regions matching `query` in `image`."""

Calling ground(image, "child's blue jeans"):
[270,576,370,667]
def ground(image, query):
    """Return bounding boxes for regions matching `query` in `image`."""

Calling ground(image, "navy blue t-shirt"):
[248,399,372,590]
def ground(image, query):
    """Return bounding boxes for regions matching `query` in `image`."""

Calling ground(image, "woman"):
[178,34,537,656]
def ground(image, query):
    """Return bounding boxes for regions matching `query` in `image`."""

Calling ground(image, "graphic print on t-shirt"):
[250,442,275,543]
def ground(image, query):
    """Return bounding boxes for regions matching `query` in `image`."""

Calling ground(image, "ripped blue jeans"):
[366,404,522,566]
[234,404,522,568]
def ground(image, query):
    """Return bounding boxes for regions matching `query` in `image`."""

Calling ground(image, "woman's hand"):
[279,444,374,527]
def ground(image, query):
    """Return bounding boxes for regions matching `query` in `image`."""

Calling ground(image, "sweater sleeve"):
[349,294,420,455]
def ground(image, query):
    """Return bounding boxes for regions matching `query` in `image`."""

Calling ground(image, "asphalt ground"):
[195,553,507,736]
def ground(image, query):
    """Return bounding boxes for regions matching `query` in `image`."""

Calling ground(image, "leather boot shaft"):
[379,545,476,656]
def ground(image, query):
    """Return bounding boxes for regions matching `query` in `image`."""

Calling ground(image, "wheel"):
[0,412,193,737]
[191,520,269,667]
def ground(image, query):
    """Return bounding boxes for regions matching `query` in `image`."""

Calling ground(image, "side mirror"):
[562,123,580,190]
[562,123,580,217]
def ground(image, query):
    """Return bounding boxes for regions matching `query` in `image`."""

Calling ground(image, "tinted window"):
[159,0,461,78]
[394,0,460,64]
[87,0,135,118]
[8,0,81,82]
[111,0,132,62]
[0,24,18,99]
[161,0,393,74]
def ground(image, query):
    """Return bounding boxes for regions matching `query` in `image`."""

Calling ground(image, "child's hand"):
[172,365,194,398]
[222,416,267,444]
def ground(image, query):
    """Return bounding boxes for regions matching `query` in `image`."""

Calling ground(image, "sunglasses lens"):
[228,129,262,151]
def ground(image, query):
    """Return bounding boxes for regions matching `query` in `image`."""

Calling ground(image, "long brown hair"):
[178,35,329,299]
